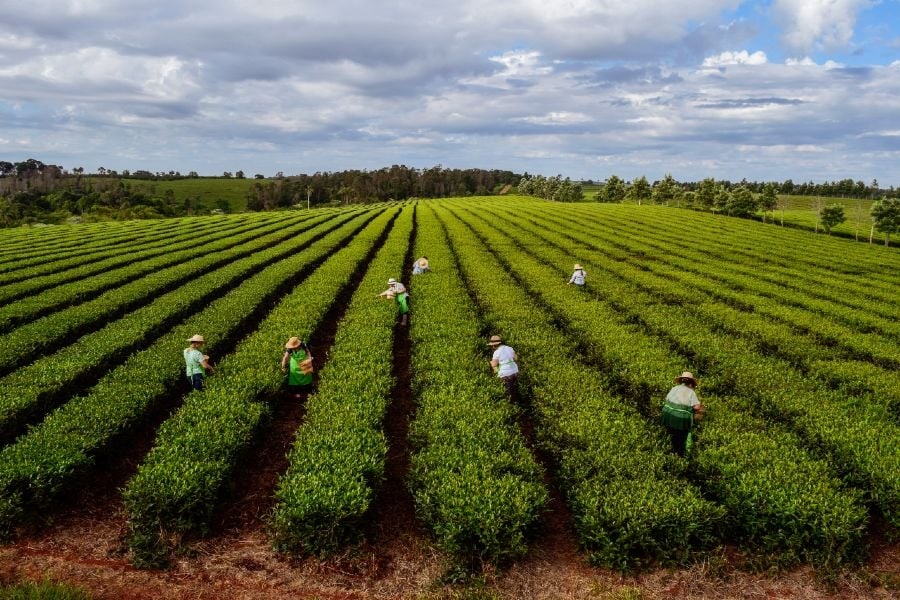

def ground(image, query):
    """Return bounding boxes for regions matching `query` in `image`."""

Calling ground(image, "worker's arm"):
[693,403,706,421]
[280,351,290,372]
[489,358,499,373]
[201,355,215,374]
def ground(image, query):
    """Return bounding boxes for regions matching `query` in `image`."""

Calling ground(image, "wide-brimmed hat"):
[418,258,428,267]
[388,278,397,284]
[574,264,583,270]
[285,336,301,349]
[488,335,502,346]
[187,334,205,343]
[675,371,697,384]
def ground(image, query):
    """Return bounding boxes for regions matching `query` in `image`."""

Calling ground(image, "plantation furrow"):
[434,204,724,570]
[472,203,900,532]
[501,202,900,359]
[602,203,896,277]
[0,211,350,375]
[364,204,420,548]
[0,205,393,543]
[487,204,900,415]
[0,213,289,309]
[124,205,402,565]
[0,209,377,446]
[0,219,181,260]
[0,214,252,283]
[269,205,414,556]
[518,202,900,327]
[452,203,868,568]
[403,202,548,566]
[576,204,900,304]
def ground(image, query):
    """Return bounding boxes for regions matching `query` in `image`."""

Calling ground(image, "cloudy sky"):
[1,0,899,183]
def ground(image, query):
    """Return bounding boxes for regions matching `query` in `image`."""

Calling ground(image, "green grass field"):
[579,185,887,244]
[120,177,258,212]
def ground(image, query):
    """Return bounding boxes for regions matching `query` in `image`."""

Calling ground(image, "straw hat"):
[285,336,301,349]
[488,335,503,346]
[574,264,583,270]
[187,334,205,343]
[418,258,428,267]
[674,371,697,385]
[388,278,397,285]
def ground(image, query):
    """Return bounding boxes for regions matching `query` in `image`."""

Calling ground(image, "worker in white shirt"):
[488,334,519,402]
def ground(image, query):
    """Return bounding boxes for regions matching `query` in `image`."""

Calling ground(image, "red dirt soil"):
[0,406,896,599]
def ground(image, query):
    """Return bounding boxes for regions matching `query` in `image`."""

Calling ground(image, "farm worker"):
[412,256,430,275]
[488,334,519,402]
[281,336,314,396]
[660,371,706,456]
[378,277,410,326]
[568,264,586,287]
[184,334,214,391]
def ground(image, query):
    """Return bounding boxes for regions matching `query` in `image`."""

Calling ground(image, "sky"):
[1,0,899,184]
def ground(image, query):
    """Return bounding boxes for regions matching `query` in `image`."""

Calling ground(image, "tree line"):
[244,165,519,210]
[0,159,520,226]
[0,159,206,226]
[589,174,900,246]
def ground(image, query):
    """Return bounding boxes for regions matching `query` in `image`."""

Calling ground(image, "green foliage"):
[270,206,412,556]
[454,200,867,568]
[651,174,682,206]
[437,200,723,570]
[596,175,626,203]
[626,176,651,204]
[722,185,758,217]
[0,211,348,443]
[0,579,92,600]
[0,207,378,544]
[405,203,547,566]
[123,207,396,563]
[820,204,846,234]
[871,198,900,246]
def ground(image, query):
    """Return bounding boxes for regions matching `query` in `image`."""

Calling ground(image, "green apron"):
[287,348,313,386]
[661,400,695,452]
[395,292,409,315]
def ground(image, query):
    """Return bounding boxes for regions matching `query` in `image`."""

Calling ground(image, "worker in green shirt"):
[281,336,314,396]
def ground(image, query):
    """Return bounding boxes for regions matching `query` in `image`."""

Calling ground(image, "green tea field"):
[0,197,897,599]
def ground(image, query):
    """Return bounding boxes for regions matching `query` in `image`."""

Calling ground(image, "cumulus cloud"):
[702,50,768,67]
[0,0,897,182]
[773,0,871,53]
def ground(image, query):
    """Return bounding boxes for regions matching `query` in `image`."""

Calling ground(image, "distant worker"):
[184,334,214,391]
[488,334,519,402]
[378,277,410,326]
[281,336,314,396]
[412,256,430,275]
[568,263,586,288]
[660,371,706,456]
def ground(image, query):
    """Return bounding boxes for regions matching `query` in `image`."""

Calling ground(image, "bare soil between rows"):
[1,388,897,599]
[1,503,897,600]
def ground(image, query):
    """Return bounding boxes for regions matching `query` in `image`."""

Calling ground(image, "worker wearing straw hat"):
[660,371,706,456]
[568,263,586,288]
[378,277,410,326]
[488,334,519,402]
[281,336,314,396]
[412,256,430,275]
[184,334,215,391]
